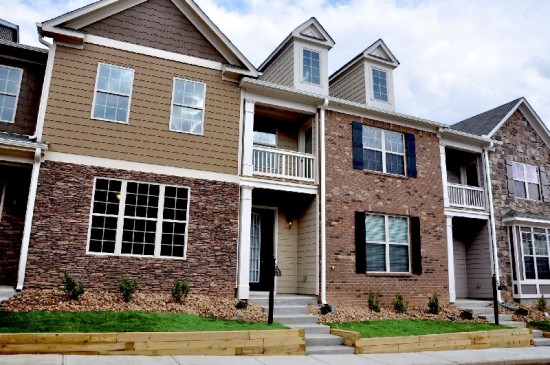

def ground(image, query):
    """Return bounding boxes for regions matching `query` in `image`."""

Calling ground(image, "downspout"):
[483,142,501,301]
[318,98,329,304]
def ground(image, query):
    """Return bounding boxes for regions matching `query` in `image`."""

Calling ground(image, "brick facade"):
[489,110,550,300]
[25,161,240,295]
[324,110,448,307]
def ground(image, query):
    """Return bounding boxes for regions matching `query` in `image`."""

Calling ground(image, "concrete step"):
[250,296,317,307]
[305,334,344,347]
[533,337,550,347]
[499,320,527,328]
[273,314,318,325]
[288,323,330,335]
[260,305,308,315]
[471,308,497,315]
[0,287,16,303]
[306,345,356,355]
[532,329,543,338]
[479,314,512,322]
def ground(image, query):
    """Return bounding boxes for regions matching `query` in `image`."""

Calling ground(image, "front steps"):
[249,292,354,354]
[0,286,16,303]
[532,329,550,347]
[455,299,528,329]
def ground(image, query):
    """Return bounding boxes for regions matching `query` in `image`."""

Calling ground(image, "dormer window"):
[303,49,320,85]
[372,68,388,102]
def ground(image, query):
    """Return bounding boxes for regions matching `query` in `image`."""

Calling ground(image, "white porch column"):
[242,99,255,177]
[446,215,456,303]
[440,145,450,208]
[237,185,253,299]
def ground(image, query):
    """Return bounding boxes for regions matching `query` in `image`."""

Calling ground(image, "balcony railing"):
[448,183,485,210]
[252,146,315,182]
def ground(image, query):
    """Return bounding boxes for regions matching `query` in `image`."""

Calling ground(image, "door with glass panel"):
[249,208,275,291]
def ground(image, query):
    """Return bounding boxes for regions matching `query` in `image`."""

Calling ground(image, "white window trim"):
[370,66,390,104]
[90,62,135,125]
[365,214,410,274]
[301,47,322,87]
[519,226,550,281]
[363,126,407,176]
[169,77,206,136]
[512,161,541,201]
[0,179,6,221]
[0,65,23,123]
[86,177,191,260]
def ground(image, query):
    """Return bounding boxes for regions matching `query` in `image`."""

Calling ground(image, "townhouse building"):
[0,19,47,290]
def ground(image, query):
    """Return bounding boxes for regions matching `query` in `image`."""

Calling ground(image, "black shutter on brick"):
[505,159,515,197]
[355,211,366,273]
[405,133,417,178]
[539,167,550,202]
[352,121,364,170]
[410,217,422,275]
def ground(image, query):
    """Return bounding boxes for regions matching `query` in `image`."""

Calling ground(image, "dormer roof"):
[37,0,258,77]
[330,39,399,81]
[259,17,334,72]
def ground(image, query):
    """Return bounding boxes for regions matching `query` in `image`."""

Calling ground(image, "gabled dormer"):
[258,18,335,95]
[330,39,399,111]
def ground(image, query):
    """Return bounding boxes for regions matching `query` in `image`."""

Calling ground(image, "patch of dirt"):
[309,303,489,324]
[1,289,267,323]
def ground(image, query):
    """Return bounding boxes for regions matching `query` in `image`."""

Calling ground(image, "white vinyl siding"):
[91,63,134,124]
[88,178,190,259]
[170,77,206,135]
[365,214,410,273]
[0,65,23,123]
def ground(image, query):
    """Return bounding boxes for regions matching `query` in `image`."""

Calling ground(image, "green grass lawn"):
[528,320,550,332]
[329,319,508,338]
[0,311,286,333]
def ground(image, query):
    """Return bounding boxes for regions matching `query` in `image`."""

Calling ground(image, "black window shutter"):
[405,133,417,178]
[505,159,515,197]
[355,211,366,273]
[352,121,364,170]
[540,167,550,202]
[410,216,422,275]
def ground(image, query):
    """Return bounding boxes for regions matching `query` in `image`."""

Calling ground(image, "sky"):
[3,0,550,127]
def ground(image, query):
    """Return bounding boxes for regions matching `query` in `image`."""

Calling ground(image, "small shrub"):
[320,304,333,315]
[368,290,381,312]
[119,275,138,303]
[460,309,474,320]
[235,300,248,310]
[392,292,408,313]
[427,293,440,314]
[171,279,190,303]
[536,295,547,312]
[61,270,84,300]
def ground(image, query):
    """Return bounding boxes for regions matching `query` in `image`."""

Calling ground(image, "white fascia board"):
[0,139,48,151]
[40,0,122,27]
[240,176,318,195]
[244,90,318,115]
[519,102,550,148]
[241,78,325,106]
[0,155,34,164]
[485,98,524,138]
[45,152,239,184]
[502,216,550,228]
[39,24,85,44]
[86,35,223,71]
[444,208,490,220]
[439,129,493,152]
[364,39,399,66]
[63,0,147,29]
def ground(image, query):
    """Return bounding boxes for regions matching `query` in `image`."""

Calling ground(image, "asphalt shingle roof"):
[450,98,523,136]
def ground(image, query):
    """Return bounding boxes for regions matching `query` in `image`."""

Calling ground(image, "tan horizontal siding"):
[43,43,241,175]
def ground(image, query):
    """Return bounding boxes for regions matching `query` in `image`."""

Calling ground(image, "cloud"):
[4,0,550,127]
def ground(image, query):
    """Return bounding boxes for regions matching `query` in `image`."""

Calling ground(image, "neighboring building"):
[0,19,48,289]
[450,98,550,303]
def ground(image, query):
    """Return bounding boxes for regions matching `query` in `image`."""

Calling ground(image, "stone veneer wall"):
[489,110,550,300]
[25,161,240,295]
[0,166,31,286]
[324,110,448,307]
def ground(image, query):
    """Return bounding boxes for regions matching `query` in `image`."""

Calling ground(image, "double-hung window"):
[88,178,190,259]
[363,126,405,175]
[92,63,134,123]
[512,162,540,200]
[302,49,320,85]
[364,214,409,273]
[520,227,550,280]
[372,68,388,102]
[0,65,23,123]
[170,78,206,135]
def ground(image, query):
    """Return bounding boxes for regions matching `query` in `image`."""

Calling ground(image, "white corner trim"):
[44,152,240,184]
[35,42,56,141]
[85,35,224,71]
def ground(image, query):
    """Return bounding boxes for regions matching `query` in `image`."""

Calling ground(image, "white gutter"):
[16,148,42,291]
[319,98,329,304]
[483,142,501,301]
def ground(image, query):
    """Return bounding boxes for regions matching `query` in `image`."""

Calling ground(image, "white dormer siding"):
[259,18,334,96]
[329,39,399,112]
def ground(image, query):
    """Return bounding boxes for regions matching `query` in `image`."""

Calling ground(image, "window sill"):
[360,169,409,180]
[363,272,413,278]
[86,252,187,261]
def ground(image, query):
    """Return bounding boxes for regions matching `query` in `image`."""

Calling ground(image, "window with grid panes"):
[520,227,550,280]
[302,49,320,85]
[365,214,409,273]
[512,162,541,200]
[372,68,388,102]
[88,178,190,258]
[92,63,134,123]
[0,65,23,123]
[170,78,205,135]
[363,126,405,175]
